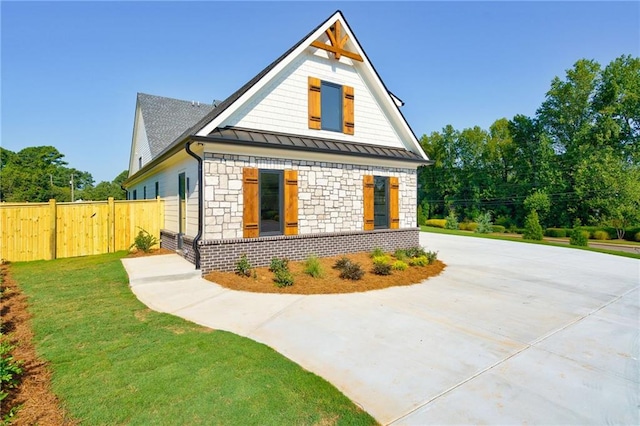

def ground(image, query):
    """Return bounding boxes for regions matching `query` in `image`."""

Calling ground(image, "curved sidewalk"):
[121,233,639,425]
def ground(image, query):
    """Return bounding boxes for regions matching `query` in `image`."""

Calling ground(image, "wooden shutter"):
[243,168,259,238]
[284,170,298,235]
[389,177,400,229]
[363,175,374,231]
[343,85,354,135]
[308,77,321,129]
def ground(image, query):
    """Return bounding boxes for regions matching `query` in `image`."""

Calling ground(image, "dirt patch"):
[0,264,76,425]
[205,252,446,295]
[126,247,174,258]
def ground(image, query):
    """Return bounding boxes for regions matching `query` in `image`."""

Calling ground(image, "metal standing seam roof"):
[200,127,427,163]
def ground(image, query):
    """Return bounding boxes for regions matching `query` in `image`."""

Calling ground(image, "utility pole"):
[70,174,75,202]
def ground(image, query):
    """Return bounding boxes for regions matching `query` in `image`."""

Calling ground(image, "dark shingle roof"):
[137,93,217,157]
[199,127,428,163]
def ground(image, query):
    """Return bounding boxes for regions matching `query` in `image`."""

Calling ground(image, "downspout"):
[185,140,203,269]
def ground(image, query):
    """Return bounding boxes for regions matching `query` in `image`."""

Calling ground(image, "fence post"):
[108,197,115,253]
[49,199,56,260]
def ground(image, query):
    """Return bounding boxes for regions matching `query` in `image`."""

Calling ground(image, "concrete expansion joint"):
[170,290,230,315]
[130,272,203,285]
[246,296,306,337]
[389,285,640,425]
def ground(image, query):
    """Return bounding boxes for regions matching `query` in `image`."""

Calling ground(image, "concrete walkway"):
[121,233,639,425]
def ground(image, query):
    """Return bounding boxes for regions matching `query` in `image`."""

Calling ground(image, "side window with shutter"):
[308,76,354,135]
[363,175,400,230]
[243,167,298,238]
[243,168,260,238]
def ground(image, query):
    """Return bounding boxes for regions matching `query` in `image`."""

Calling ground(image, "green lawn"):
[11,253,376,425]
[421,226,640,260]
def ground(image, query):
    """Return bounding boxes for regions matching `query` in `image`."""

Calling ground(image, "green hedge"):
[545,228,567,238]
[425,219,447,228]
[491,225,506,233]
[459,222,478,232]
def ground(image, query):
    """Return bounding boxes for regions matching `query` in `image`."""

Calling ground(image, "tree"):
[80,170,128,201]
[0,146,94,202]
[523,191,551,227]
[523,210,544,241]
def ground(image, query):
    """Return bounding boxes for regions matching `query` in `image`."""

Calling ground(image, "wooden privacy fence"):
[0,197,164,262]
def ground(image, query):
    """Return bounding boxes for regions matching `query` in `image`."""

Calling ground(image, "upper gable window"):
[308,77,354,135]
[321,81,342,132]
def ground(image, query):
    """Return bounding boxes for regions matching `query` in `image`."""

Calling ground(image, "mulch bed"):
[0,264,76,425]
[205,252,446,294]
[126,247,174,258]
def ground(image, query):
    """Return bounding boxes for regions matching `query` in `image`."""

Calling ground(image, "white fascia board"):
[128,104,142,177]
[196,11,345,137]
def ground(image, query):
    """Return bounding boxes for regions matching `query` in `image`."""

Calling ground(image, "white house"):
[124,10,431,273]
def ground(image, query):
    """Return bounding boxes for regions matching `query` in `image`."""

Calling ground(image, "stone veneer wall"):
[202,153,417,241]
[199,228,420,274]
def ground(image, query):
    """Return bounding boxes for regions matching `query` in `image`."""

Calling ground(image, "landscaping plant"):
[570,228,589,247]
[129,227,159,253]
[523,211,544,241]
[444,210,459,230]
[372,258,392,276]
[475,212,493,234]
[338,262,365,281]
[303,255,324,278]
[235,254,253,277]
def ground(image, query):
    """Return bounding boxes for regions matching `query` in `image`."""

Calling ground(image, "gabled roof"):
[137,93,217,157]
[128,10,430,183]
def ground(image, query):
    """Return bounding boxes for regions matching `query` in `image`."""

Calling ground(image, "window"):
[373,176,388,228]
[321,81,342,132]
[243,168,298,238]
[138,156,142,169]
[132,189,137,200]
[155,181,159,198]
[259,170,282,235]
[143,186,147,199]
[308,77,354,134]
[363,175,399,230]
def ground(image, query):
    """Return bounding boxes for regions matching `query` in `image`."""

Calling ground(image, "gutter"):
[184,140,203,270]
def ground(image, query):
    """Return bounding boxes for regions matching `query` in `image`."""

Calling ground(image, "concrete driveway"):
[122,233,639,425]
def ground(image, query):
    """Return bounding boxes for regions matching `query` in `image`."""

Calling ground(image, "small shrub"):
[339,262,365,280]
[371,255,391,264]
[273,269,294,287]
[425,250,438,264]
[409,256,429,267]
[545,228,567,238]
[303,255,324,278]
[394,249,407,260]
[622,227,640,241]
[635,232,640,242]
[129,227,158,253]
[491,225,506,233]
[593,230,610,240]
[459,222,478,232]
[391,260,408,271]
[425,219,447,228]
[569,228,589,247]
[370,247,385,258]
[234,254,252,277]
[333,256,351,270]
[444,211,459,230]
[372,258,392,276]
[523,211,544,241]
[269,257,289,274]
[475,212,493,234]
[404,246,427,258]
[0,340,23,401]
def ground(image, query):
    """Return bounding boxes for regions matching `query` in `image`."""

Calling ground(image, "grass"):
[10,252,376,425]
[421,226,640,260]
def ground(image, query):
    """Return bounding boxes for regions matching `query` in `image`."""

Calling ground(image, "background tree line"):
[418,55,640,231]
[0,145,127,202]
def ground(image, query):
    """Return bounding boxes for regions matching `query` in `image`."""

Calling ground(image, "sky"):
[2,1,638,183]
